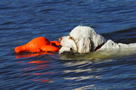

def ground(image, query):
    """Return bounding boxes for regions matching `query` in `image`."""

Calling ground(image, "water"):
[0,0,136,89]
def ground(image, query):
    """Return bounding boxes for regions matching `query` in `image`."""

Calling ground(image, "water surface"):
[0,0,136,89]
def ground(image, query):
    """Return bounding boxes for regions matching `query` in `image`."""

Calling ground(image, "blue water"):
[0,0,136,89]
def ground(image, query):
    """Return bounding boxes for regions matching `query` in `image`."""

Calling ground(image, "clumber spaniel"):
[59,26,136,57]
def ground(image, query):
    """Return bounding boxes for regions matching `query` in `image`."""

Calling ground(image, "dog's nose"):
[59,37,62,41]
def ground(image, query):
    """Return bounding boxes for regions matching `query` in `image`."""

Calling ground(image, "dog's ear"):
[77,37,91,53]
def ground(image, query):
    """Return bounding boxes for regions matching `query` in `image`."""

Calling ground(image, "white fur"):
[59,26,136,55]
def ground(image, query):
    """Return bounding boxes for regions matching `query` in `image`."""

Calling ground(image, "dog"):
[59,26,136,58]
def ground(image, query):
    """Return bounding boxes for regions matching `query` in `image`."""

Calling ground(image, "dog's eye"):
[70,48,73,51]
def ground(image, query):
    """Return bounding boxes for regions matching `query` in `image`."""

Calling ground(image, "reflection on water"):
[62,60,102,89]
[61,57,136,89]
[60,47,136,60]
[18,59,54,83]
[16,52,54,59]
[33,78,53,83]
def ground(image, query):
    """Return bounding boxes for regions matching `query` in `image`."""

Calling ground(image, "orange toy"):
[50,41,60,46]
[15,36,60,54]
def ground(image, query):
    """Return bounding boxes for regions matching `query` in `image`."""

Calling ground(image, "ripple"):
[0,0,136,89]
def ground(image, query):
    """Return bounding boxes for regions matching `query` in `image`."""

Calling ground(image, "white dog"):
[59,26,136,58]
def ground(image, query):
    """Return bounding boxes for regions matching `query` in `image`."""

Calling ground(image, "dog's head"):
[59,26,94,54]
[59,26,106,54]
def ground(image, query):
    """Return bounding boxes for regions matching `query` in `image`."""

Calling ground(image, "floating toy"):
[15,36,60,54]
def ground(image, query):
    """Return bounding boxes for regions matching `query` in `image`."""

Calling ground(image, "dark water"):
[0,0,136,89]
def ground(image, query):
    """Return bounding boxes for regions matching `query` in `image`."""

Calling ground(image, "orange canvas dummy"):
[15,37,60,54]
